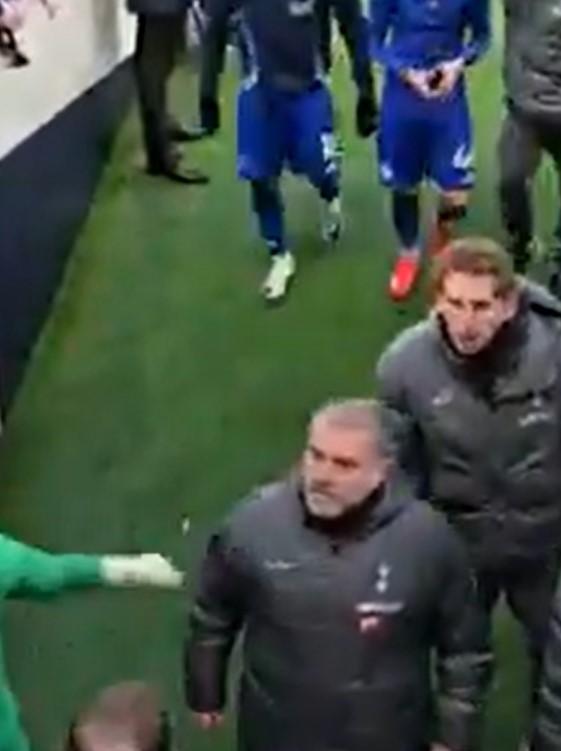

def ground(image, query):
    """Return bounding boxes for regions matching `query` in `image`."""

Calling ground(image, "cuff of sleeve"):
[185,642,228,713]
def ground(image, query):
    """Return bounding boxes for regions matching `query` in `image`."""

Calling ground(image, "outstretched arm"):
[0,533,103,597]
[1,534,182,598]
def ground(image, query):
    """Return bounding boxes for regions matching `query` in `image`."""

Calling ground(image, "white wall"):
[0,0,135,159]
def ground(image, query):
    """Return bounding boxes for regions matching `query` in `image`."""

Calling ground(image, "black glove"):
[355,92,379,138]
[200,96,220,135]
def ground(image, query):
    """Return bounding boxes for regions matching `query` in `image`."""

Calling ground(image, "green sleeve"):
[0,533,104,598]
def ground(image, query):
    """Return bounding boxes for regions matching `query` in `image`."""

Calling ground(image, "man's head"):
[431,237,520,355]
[301,398,391,519]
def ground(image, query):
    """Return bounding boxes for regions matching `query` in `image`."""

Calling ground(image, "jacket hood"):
[519,277,561,319]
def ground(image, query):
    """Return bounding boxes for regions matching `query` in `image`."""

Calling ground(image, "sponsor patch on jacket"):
[355,600,403,633]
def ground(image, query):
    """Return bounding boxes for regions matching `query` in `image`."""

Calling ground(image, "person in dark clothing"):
[316,6,371,174]
[532,573,561,751]
[184,398,491,751]
[128,0,209,184]
[376,237,561,735]
[498,0,561,283]
[196,0,377,303]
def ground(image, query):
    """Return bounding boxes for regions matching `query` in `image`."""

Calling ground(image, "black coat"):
[184,476,491,751]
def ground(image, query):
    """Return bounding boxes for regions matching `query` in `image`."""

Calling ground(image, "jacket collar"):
[298,472,410,542]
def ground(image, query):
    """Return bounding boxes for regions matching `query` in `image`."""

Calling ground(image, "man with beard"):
[376,236,561,739]
[184,398,490,751]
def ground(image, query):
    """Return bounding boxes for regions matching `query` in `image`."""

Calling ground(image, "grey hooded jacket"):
[377,279,561,570]
[184,477,491,751]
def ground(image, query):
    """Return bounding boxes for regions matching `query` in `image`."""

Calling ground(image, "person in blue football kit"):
[371,0,490,301]
[197,0,377,303]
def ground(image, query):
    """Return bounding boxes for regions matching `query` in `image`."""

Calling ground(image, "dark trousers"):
[475,556,560,716]
[498,107,561,261]
[134,13,186,169]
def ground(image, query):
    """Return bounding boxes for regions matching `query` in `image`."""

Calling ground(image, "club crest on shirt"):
[355,564,403,633]
[375,562,390,593]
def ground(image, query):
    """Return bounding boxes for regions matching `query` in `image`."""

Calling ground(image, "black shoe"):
[146,163,209,185]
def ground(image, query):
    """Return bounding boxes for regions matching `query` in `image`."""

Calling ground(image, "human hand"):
[400,68,435,98]
[432,57,465,98]
[101,554,184,588]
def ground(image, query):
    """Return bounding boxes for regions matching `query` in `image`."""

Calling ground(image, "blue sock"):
[392,190,420,253]
[250,179,286,256]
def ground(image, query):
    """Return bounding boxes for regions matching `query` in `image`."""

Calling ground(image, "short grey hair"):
[309,398,395,460]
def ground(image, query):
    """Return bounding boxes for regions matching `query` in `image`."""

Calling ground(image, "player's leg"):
[237,83,294,302]
[331,98,345,182]
[377,91,426,301]
[289,83,343,244]
[427,93,474,256]
[497,107,542,273]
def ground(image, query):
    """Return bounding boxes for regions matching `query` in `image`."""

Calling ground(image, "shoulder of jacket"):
[225,479,295,533]
[521,278,561,322]
[400,499,461,551]
[377,320,436,378]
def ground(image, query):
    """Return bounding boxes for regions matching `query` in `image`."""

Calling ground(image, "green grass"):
[0,25,557,751]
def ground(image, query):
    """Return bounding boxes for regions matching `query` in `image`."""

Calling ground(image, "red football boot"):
[388,254,421,301]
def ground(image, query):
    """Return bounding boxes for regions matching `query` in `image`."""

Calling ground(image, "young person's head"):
[431,237,519,355]
[66,683,171,751]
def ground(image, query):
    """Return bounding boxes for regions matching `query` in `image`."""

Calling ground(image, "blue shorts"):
[236,80,338,186]
[377,81,475,192]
